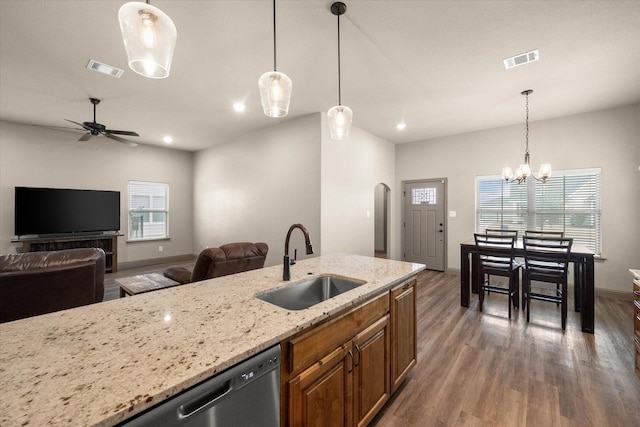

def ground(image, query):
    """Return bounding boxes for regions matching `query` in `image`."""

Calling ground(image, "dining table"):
[460,239,595,333]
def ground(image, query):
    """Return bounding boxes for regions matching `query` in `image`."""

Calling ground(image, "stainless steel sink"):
[256,275,366,310]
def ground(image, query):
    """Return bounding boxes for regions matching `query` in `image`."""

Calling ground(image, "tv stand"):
[16,234,119,273]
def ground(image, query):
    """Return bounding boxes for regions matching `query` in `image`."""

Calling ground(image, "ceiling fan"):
[63,98,139,147]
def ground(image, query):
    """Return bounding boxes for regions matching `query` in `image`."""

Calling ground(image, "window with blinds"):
[476,168,602,254]
[128,181,169,240]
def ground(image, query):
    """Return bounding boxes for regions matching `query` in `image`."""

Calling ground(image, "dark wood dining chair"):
[474,233,521,318]
[522,236,573,330]
[524,230,566,305]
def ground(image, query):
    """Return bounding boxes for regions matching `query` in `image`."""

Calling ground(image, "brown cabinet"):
[288,344,353,427]
[17,234,119,273]
[281,275,417,427]
[352,315,390,427]
[390,278,417,392]
[634,277,640,379]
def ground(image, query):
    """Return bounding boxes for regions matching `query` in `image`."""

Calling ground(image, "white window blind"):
[128,181,169,240]
[476,168,602,254]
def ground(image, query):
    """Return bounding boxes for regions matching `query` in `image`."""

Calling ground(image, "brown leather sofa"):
[163,242,269,284]
[0,248,105,323]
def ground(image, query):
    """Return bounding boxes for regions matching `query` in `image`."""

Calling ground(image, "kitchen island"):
[0,254,424,426]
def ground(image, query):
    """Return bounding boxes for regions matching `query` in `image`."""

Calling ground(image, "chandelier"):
[502,90,551,183]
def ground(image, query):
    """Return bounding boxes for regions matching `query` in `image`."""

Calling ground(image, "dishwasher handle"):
[177,379,232,419]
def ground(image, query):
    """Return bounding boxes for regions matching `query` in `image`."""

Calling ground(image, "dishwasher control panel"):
[237,352,279,387]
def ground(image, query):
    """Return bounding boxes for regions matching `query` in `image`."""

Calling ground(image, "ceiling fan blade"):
[65,119,91,131]
[78,133,93,142]
[106,130,139,137]
[106,134,138,147]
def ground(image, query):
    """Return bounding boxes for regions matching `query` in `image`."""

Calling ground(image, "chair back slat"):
[524,230,564,238]
[486,229,518,238]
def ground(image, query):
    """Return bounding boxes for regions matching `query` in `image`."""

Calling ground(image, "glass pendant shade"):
[259,71,292,118]
[118,2,177,79]
[539,163,552,179]
[327,105,353,140]
[501,167,513,181]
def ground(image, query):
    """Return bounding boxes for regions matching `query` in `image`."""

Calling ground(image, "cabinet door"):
[289,344,353,427]
[390,279,417,392]
[353,315,390,427]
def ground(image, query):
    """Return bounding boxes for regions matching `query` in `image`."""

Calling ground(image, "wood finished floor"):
[104,266,639,426]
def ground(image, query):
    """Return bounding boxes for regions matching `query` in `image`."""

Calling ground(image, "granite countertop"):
[630,269,640,280]
[0,254,424,426]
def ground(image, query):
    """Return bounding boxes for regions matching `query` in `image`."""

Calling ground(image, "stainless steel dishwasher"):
[121,344,280,427]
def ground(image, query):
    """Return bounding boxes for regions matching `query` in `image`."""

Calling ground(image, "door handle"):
[347,350,354,373]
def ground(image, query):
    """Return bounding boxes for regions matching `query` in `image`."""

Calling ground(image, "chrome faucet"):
[283,223,314,281]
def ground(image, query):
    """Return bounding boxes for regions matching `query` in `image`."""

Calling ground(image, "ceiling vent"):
[86,60,124,78]
[503,49,539,70]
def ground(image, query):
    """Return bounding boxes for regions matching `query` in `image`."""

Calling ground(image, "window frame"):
[127,180,169,241]
[476,168,602,255]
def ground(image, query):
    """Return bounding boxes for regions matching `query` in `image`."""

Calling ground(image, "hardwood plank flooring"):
[104,265,639,426]
[371,270,640,427]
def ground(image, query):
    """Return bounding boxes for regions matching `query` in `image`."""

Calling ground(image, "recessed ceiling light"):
[163,136,173,144]
[396,123,407,130]
[233,102,246,113]
[86,59,124,78]
[503,49,539,70]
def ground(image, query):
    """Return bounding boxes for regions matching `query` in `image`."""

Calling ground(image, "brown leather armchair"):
[163,242,269,284]
[0,248,105,323]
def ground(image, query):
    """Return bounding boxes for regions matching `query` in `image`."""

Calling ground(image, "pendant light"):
[502,90,551,183]
[328,2,353,140]
[259,0,292,118]
[118,1,177,79]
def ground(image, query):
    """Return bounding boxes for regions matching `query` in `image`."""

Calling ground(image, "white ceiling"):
[1,0,639,152]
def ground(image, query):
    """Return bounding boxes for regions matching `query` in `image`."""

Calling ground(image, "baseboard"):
[595,287,634,301]
[117,254,196,271]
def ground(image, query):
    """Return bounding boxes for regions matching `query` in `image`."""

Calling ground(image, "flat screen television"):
[15,187,120,237]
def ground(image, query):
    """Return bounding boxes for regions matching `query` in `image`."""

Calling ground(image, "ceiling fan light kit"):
[259,0,293,118]
[328,2,353,140]
[118,1,177,79]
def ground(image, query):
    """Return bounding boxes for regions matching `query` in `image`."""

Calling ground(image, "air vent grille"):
[503,49,539,70]
[86,60,124,78]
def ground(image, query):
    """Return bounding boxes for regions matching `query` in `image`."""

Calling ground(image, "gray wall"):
[320,114,396,258]
[193,113,396,267]
[394,103,640,293]
[0,121,194,263]
[193,114,322,268]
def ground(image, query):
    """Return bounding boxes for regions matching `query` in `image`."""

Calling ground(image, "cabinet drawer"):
[634,280,640,303]
[287,293,389,374]
[635,301,640,338]
[635,337,640,379]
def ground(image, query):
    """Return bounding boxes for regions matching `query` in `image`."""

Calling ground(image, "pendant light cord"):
[272,0,277,71]
[524,91,529,155]
[337,11,342,105]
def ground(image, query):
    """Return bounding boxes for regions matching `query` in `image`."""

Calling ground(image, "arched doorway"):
[374,183,390,258]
